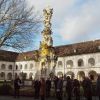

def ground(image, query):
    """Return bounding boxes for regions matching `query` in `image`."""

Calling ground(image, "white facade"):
[0,52,100,80]
[55,53,100,80]
[0,61,15,80]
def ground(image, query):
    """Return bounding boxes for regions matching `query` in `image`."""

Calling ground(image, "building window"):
[24,64,27,69]
[78,59,84,67]
[16,65,18,70]
[8,65,12,70]
[30,64,33,69]
[66,60,73,68]
[88,58,95,66]
[0,72,5,79]
[58,61,63,67]
[7,73,12,80]
[1,64,6,70]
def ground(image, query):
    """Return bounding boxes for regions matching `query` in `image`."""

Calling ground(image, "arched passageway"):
[7,73,12,80]
[66,71,74,79]
[0,72,5,80]
[57,71,63,77]
[88,70,97,80]
[77,71,85,81]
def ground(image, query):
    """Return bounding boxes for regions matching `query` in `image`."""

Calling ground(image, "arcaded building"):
[0,40,100,81]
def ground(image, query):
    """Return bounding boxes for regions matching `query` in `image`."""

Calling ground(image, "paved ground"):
[0,96,34,100]
[0,96,55,100]
[0,96,57,100]
[0,96,99,100]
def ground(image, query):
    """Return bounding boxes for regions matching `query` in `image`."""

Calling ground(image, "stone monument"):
[38,7,57,78]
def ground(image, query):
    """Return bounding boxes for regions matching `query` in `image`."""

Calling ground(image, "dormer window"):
[98,46,100,50]
[74,49,76,53]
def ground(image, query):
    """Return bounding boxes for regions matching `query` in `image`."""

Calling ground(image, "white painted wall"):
[55,53,100,80]
[15,60,38,79]
[0,52,100,80]
[0,61,15,80]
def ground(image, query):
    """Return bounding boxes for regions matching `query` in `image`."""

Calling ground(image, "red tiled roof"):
[0,40,100,61]
[0,50,18,62]
[16,50,39,61]
[54,40,100,57]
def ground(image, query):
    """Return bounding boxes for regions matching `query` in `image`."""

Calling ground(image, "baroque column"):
[39,7,56,78]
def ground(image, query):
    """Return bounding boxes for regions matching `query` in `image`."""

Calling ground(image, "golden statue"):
[40,42,50,57]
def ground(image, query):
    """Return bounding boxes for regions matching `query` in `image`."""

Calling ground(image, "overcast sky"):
[26,0,100,50]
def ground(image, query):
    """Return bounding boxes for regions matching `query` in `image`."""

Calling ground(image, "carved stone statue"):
[41,67,47,75]
[43,7,53,28]
[43,8,53,22]
[39,7,56,78]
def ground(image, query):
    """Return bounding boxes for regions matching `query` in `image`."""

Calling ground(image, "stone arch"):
[66,71,74,79]
[57,71,63,77]
[88,70,97,80]
[7,73,12,80]
[58,61,63,68]
[78,59,84,67]
[77,71,85,81]
[66,60,73,68]
[88,58,95,66]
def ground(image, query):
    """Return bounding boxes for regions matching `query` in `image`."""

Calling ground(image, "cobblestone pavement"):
[0,96,99,100]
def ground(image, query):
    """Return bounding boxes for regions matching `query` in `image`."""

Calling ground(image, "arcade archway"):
[88,70,97,80]
[66,71,74,79]
[57,71,63,77]
[77,71,85,81]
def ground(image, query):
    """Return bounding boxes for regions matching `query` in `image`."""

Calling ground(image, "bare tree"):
[0,0,41,51]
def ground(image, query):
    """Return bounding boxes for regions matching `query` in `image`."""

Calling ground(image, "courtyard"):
[0,96,99,100]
